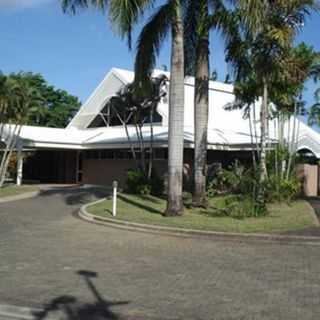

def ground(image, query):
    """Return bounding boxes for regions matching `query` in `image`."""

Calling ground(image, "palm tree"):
[226,0,317,208]
[133,1,186,216]
[308,53,320,126]
[63,0,186,216]
[184,0,230,207]
[109,74,168,177]
[0,74,43,187]
[309,90,320,126]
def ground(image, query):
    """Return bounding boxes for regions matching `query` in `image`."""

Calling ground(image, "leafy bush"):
[126,169,164,196]
[224,195,268,219]
[207,161,254,197]
[126,169,147,194]
[265,175,301,203]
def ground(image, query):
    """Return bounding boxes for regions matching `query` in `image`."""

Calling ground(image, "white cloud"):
[0,0,53,9]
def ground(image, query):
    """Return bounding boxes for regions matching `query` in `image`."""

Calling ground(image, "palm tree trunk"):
[248,109,257,171]
[253,103,260,159]
[148,104,154,180]
[256,79,268,207]
[0,124,21,187]
[165,2,185,216]
[286,103,297,180]
[193,32,209,208]
[260,80,268,182]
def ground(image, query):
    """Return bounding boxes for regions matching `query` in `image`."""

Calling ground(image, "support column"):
[16,144,23,186]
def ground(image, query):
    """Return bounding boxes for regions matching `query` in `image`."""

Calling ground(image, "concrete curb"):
[79,198,320,245]
[0,304,56,320]
[0,191,41,204]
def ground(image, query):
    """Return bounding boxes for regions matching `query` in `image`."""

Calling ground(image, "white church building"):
[2,68,320,187]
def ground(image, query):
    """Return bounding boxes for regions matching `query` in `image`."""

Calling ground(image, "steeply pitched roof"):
[2,68,320,157]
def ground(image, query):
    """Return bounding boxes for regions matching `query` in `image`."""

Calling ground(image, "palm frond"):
[109,0,154,49]
[61,0,107,14]
[134,2,172,88]
[183,0,201,76]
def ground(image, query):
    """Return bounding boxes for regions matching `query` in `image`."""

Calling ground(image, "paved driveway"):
[1,186,320,320]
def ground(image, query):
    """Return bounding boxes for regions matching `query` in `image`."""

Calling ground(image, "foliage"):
[206,161,265,217]
[224,195,267,219]
[206,157,302,218]
[126,168,164,196]
[265,175,301,203]
[7,152,17,179]
[0,73,44,187]
[207,161,253,196]
[10,72,81,128]
[109,75,167,177]
[225,1,317,213]
[265,146,302,202]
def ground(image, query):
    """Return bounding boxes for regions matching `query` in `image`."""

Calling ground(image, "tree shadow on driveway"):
[33,270,129,320]
[39,185,112,206]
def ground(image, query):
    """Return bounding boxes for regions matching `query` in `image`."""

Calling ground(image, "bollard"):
[112,181,118,217]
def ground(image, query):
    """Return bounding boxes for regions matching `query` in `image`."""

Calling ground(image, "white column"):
[16,145,23,186]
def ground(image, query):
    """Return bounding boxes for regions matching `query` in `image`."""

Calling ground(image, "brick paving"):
[0,186,320,320]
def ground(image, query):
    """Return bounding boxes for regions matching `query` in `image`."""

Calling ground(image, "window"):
[86,149,138,160]
[87,102,163,128]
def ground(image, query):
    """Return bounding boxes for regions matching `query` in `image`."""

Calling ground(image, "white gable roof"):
[3,68,320,158]
[67,68,236,131]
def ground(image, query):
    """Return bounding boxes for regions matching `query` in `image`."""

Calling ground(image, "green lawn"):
[87,193,318,234]
[0,185,39,198]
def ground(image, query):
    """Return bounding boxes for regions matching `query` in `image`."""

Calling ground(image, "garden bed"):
[87,193,317,234]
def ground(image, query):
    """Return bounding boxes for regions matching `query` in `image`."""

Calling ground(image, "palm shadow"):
[33,270,129,320]
[118,194,163,215]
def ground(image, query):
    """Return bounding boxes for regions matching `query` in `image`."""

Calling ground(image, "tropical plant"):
[308,52,320,127]
[226,0,317,209]
[108,75,168,177]
[309,90,320,126]
[0,74,43,187]
[126,167,164,196]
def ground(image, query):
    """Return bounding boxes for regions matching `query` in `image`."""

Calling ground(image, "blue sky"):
[0,0,319,113]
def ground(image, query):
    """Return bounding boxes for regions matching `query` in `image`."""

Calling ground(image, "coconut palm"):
[132,1,185,215]
[62,0,186,216]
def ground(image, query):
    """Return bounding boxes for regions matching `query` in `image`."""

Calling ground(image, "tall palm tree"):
[133,0,185,216]
[62,0,186,216]
[184,0,229,207]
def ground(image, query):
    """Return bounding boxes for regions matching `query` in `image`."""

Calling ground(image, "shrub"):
[207,161,254,197]
[126,169,147,195]
[265,175,301,203]
[126,168,164,196]
[224,195,268,219]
